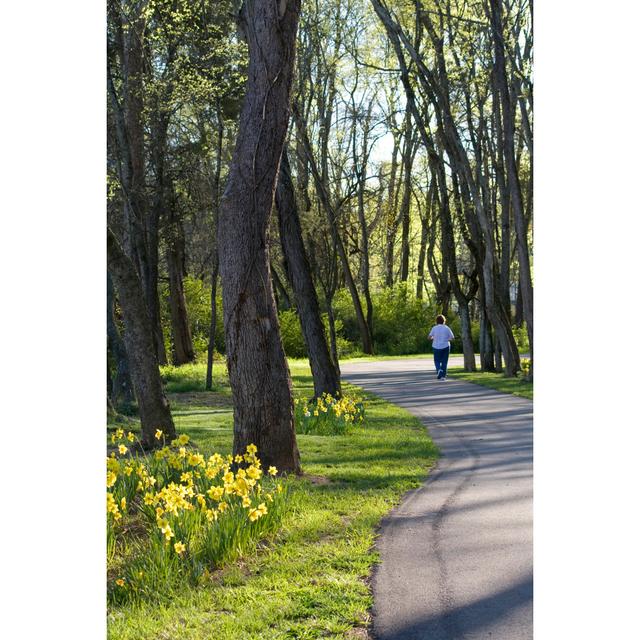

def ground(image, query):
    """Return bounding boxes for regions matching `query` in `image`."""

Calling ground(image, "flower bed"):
[107,430,288,604]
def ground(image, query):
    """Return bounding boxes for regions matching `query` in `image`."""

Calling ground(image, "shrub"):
[278,309,307,358]
[294,393,365,435]
[107,430,288,604]
[278,309,359,360]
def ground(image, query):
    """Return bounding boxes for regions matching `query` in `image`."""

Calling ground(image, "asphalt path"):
[340,358,533,640]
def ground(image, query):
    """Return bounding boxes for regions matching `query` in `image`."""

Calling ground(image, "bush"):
[107,431,288,605]
[294,393,365,435]
[278,309,307,358]
[278,309,359,360]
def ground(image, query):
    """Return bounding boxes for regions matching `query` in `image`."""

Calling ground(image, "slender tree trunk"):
[107,272,134,409]
[277,149,340,397]
[479,306,496,372]
[107,229,176,447]
[457,300,477,372]
[218,0,301,474]
[293,106,374,354]
[166,206,195,365]
[206,265,218,390]
[271,265,292,310]
[207,107,224,390]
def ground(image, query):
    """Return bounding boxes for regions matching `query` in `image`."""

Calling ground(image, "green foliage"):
[160,276,225,362]
[513,325,530,354]
[278,309,360,359]
[278,309,308,359]
[333,284,439,355]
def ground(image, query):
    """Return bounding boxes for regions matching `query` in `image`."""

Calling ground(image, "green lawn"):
[446,367,533,400]
[107,362,439,639]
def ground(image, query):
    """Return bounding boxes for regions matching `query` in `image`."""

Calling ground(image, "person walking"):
[429,314,455,380]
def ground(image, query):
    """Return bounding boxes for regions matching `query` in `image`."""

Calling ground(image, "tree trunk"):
[166,207,195,365]
[457,300,477,372]
[479,307,496,372]
[293,105,374,354]
[206,264,218,390]
[206,107,224,390]
[276,149,340,397]
[107,272,134,409]
[490,0,534,360]
[218,0,301,474]
[107,229,176,447]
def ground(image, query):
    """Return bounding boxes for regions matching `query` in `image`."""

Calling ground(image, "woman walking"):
[429,315,455,380]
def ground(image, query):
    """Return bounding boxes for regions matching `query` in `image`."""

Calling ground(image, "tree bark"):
[218,0,301,474]
[277,149,341,397]
[107,229,176,447]
[490,0,534,361]
[107,272,134,409]
[166,204,195,365]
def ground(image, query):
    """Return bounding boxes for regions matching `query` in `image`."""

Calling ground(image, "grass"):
[446,367,533,400]
[108,362,439,639]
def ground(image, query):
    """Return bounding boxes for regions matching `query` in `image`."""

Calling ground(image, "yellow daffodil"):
[115,578,125,587]
[268,466,277,476]
[207,486,224,501]
[155,429,163,440]
[118,444,128,455]
[174,541,186,555]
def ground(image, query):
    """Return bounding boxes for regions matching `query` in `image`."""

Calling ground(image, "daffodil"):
[106,471,117,488]
[207,486,224,501]
[155,429,163,440]
[174,541,186,555]
[268,466,277,476]
[118,444,128,455]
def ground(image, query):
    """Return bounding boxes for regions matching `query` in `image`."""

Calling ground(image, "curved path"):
[340,359,532,640]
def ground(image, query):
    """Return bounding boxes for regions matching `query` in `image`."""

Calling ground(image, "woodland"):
[107,0,532,470]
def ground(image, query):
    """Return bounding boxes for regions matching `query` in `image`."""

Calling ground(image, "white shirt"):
[429,324,454,349]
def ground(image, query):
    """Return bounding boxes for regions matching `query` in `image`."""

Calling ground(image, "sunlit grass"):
[446,367,533,400]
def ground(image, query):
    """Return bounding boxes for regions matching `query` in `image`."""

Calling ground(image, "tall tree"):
[276,148,341,397]
[218,0,302,474]
[107,229,176,447]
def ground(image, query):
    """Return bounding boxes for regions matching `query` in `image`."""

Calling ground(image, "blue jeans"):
[433,346,450,377]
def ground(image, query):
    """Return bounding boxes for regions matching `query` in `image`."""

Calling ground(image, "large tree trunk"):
[218,0,301,474]
[107,229,176,447]
[276,149,341,397]
[107,272,134,409]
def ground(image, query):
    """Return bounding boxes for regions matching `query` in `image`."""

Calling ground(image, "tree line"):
[107,0,532,470]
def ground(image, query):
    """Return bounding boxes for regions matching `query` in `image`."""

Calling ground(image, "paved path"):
[340,359,533,640]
